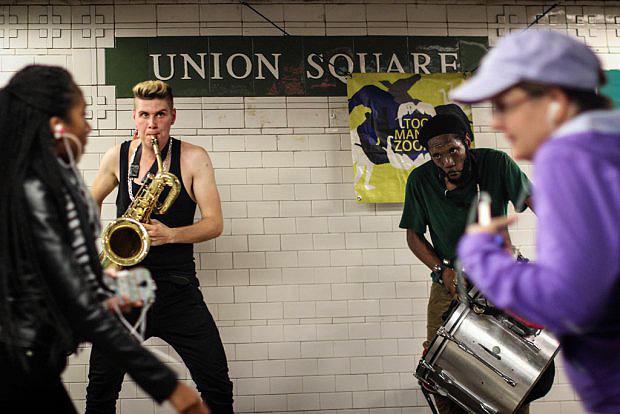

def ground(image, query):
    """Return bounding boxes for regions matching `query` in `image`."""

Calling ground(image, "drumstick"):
[478,192,492,225]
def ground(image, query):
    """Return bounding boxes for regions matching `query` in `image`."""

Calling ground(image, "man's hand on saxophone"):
[143,218,176,246]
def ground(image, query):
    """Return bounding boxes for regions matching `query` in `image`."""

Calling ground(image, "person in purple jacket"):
[450,29,620,414]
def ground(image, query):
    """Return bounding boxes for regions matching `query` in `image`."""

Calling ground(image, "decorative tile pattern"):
[565,6,608,51]
[65,5,109,49]
[27,6,71,49]
[488,5,527,43]
[0,6,27,49]
[81,85,116,130]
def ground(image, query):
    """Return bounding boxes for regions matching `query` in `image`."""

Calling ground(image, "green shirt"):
[399,148,531,262]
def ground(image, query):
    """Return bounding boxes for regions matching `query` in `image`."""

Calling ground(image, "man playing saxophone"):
[86,80,234,413]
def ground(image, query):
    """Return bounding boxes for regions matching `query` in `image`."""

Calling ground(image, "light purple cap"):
[450,29,602,103]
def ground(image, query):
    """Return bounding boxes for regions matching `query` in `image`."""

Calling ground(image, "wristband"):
[430,259,452,284]
[431,263,445,284]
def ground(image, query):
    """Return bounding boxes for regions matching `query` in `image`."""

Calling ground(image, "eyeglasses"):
[492,95,536,117]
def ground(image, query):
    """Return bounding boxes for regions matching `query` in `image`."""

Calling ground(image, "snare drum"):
[415,290,559,414]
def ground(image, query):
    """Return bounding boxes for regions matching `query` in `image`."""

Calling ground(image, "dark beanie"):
[418,113,470,149]
[435,103,473,138]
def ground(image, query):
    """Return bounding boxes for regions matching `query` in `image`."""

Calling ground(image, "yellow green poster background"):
[347,72,471,203]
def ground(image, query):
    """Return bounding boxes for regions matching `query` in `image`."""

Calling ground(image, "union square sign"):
[105,35,488,97]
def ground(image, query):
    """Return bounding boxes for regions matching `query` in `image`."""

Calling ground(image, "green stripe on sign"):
[602,70,620,108]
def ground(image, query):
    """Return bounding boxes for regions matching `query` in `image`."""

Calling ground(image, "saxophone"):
[100,136,180,268]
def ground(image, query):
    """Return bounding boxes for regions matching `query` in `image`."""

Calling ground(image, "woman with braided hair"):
[0,65,207,414]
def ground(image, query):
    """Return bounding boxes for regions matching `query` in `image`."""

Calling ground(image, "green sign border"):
[105,35,489,97]
[602,70,620,108]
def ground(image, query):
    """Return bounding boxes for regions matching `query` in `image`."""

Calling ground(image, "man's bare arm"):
[91,144,121,211]
[406,229,443,270]
[406,229,457,294]
[147,145,222,245]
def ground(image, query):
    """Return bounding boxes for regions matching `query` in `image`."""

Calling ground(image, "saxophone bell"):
[100,217,150,268]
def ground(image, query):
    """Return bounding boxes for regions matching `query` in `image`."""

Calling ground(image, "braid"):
[0,65,82,364]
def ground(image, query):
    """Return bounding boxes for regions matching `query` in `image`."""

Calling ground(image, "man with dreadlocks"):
[0,65,207,414]
[399,106,538,414]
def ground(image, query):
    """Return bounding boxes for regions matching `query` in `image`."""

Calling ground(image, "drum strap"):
[420,386,440,414]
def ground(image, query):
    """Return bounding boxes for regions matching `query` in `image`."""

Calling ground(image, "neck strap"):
[129,138,172,180]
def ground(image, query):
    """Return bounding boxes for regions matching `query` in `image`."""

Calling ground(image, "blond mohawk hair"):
[132,80,174,109]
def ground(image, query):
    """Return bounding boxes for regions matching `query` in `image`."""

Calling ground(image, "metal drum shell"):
[416,300,559,414]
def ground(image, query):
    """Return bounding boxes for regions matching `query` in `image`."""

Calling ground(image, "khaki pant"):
[425,283,529,414]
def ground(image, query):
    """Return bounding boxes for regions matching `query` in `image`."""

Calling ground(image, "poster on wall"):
[347,72,472,204]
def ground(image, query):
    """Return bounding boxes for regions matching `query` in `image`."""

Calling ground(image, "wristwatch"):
[431,262,446,284]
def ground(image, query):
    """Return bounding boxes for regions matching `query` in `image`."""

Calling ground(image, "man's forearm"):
[406,230,442,270]
[169,217,222,244]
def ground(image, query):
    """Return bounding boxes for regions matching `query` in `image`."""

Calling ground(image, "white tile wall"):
[3,0,612,413]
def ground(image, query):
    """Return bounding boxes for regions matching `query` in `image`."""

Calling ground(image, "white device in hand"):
[104,267,179,363]
[478,192,492,226]
[105,267,156,305]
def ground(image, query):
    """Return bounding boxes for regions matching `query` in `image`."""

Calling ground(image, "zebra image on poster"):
[347,72,473,203]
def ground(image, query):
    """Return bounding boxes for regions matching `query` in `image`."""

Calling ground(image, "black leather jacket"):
[9,175,178,403]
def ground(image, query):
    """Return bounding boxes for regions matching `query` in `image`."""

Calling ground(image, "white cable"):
[60,133,102,233]
[112,302,181,364]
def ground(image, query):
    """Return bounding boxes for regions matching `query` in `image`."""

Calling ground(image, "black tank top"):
[116,137,197,279]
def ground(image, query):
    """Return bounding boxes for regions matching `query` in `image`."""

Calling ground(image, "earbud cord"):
[60,131,83,163]
[112,299,180,364]
[59,132,102,234]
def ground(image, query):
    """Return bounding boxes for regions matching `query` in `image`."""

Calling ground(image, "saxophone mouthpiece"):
[150,136,164,173]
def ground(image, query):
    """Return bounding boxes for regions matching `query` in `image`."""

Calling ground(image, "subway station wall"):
[2,1,619,413]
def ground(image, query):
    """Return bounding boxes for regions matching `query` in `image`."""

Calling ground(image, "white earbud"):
[53,124,64,140]
[53,123,83,163]
[547,101,560,125]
